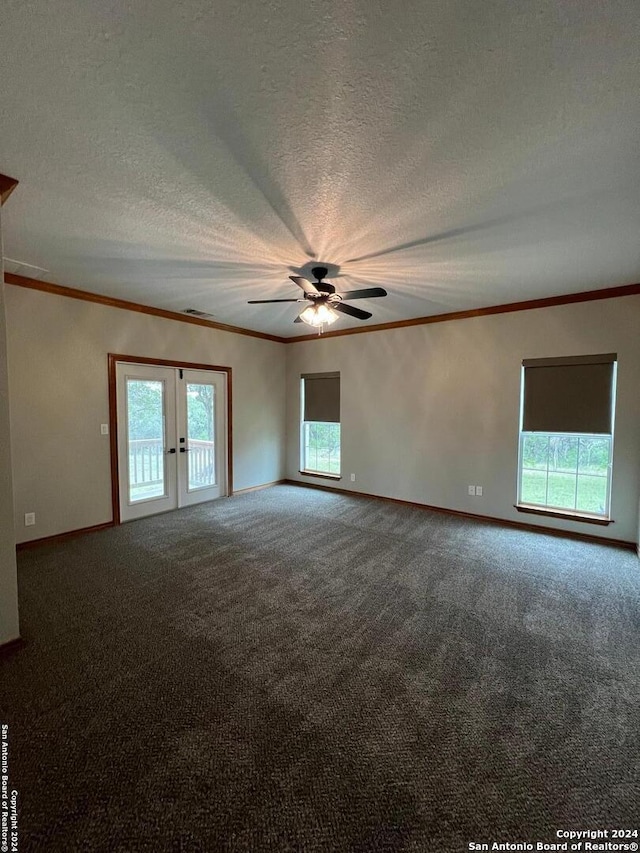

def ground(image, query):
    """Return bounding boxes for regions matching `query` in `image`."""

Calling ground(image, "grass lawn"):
[521,468,607,515]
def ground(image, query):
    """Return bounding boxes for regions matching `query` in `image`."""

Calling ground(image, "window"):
[517,354,616,520]
[301,373,340,477]
[520,433,612,516]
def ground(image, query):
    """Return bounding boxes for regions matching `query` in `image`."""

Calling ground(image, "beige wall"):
[286,296,640,544]
[5,285,286,544]
[0,213,20,643]
[5,284,640,552]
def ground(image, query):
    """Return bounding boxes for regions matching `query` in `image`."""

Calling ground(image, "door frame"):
[108,354,233,524]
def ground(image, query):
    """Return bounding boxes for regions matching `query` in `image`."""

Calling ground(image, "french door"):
[116,363,227,522]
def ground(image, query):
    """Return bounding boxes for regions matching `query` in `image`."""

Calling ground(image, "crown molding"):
[4,272,288,343]
[5,270,640,345]
[287,282,640,343]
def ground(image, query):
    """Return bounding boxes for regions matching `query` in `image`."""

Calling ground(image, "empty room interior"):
[1,1,640,850]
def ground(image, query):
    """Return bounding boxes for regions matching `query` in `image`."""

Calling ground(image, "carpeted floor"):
[2,484,639,851]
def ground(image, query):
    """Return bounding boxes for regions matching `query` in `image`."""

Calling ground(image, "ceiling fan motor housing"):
[310,267,336,294]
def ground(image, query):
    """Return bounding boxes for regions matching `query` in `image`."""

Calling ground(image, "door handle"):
[166,448,176,454]
[180,447,191,453]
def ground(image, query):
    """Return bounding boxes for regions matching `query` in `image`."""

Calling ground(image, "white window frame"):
[516,364,617,521]
[517,432,613,520]
[300,378,341,479]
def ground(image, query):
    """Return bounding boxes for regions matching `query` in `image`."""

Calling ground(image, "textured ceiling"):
[1,0,640,337]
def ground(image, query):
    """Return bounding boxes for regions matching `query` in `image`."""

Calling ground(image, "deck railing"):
[128,438,215,489]
[129,438,163,486]
[188,439,215,486]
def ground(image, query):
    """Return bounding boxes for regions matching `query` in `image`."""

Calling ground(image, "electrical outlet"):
[24,512,36,526]
[350,473,356,482]
[100,424,109,435]
[468,485,476,496]
[476,486,483,496]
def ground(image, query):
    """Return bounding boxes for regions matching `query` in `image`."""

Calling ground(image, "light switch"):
[101,424,109,435]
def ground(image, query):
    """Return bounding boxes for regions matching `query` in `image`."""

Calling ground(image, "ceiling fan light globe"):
[299,303,339,328]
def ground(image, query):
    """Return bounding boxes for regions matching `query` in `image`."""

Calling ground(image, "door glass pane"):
[127,379,165,502]
[187,383,216,489]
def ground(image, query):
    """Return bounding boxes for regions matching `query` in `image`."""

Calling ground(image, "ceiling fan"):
[248,266,387,330]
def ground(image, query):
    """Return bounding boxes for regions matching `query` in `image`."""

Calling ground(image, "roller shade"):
[302,373,340,423]
[522,354,616,434]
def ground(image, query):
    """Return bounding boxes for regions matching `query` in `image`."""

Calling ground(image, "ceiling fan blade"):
[290,276,319,294]
[333,302,372,320]
[340,287,387,299]
[248,299,302,303]
[336,287,387,300]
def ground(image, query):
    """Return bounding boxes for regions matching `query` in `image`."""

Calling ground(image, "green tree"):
[127,381,163,440]
[187,384,214,441]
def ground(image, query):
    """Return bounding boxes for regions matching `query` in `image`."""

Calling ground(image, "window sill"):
[514,504,612,526]
[299,471,341,481]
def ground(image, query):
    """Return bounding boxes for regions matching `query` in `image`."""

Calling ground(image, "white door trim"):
[108,355,233,524]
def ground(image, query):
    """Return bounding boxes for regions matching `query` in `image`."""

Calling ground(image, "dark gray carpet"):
[2,485,639,852]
